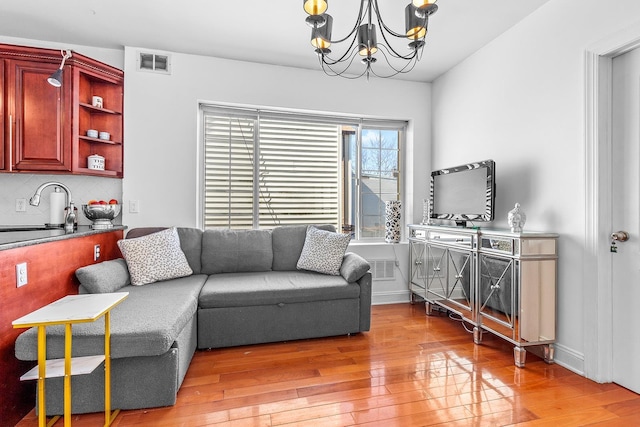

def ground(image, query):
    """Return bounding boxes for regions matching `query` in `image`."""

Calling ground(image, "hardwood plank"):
[15,302,639,426]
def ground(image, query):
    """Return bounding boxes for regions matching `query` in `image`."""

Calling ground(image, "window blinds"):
[202,108,340,229]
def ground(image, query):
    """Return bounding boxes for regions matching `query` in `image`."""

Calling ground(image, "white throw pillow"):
[117,227,193,286]
[296,226,350,276]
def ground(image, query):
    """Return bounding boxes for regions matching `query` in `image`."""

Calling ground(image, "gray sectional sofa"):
[14,225,372,415]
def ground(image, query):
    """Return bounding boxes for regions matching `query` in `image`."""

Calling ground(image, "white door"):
[611,47,640,393]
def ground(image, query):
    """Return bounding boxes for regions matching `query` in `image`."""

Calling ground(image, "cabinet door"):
[446,248,473,312]
[478,255,517,339]
[426,245,447,302]
[409,241,426,297]
[7,59,71,171]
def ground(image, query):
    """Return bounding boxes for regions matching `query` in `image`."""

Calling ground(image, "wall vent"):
[369,260,396,281]
[137,52,171,74]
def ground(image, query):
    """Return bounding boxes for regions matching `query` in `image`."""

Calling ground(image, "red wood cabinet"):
[7,59,72,171]
[0,44,124,177]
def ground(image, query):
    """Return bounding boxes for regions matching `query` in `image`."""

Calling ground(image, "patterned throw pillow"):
[296,226,351,276]
[117,227,193,286]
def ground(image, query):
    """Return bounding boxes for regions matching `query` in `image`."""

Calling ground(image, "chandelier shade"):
[405,5,427,40]
[303,0,328,16]
[413,0,437,8]
[357,24,378,57]
[311,14,333,51]
[302,0,438,79]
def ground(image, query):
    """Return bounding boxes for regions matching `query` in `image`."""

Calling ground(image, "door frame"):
[584,23,640,383]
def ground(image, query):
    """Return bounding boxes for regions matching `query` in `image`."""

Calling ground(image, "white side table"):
[13,292,128,427]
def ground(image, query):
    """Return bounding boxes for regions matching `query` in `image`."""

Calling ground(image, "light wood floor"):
[17,303,640,426]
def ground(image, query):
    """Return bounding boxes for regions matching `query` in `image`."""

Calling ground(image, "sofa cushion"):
[272,224,336,271]
[340,252,371,283]
[125,227,204,274]
[15,274,208,360]
[201,229,273,274]
[175,227,203,274]
[118,227,193,286]
[198,271,360,308]
[75,258,130,294]
[297,226,350,276]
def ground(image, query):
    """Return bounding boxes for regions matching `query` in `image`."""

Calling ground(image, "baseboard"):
[552,342,586,377]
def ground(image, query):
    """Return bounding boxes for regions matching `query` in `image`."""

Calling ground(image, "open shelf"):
[79,135,121,145]
[73,64,124,178]
[74,167,121,177]
[20,355,105,381]
[79,102,121,115]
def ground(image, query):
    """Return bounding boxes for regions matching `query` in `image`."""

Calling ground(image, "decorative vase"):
[421,198,431,224]
[385,200,402,243]
[508,203,526,233]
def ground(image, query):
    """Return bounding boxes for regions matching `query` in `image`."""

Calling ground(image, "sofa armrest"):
[75,258,130,293]
[356,272,372,332]
[339,252,372,332]
[339,252,370,282]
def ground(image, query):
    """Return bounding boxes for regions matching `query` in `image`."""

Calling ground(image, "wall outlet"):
[94,244,101,261]
[129,200,140,213]
[16,262,27,287]
[15,198,26,212]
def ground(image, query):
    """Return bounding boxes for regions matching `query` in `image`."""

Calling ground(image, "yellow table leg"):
[37,326,46,427]
[104,311,119,426]
[64,323,72,427]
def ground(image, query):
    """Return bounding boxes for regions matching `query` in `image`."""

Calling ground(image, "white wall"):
[121,47,432,304]
[432,0,640,375]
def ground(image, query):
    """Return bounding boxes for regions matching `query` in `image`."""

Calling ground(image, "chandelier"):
[302,0,438,79]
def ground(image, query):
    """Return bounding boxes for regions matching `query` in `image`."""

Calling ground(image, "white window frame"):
[198,103,406,241]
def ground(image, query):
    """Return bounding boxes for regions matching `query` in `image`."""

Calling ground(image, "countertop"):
[0,225,127,251]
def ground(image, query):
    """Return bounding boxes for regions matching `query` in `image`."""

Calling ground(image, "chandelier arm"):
[374,24,422,60]
[377,31,421,60]
[320,55,369,79]
[320,44,360,66]
[377,47,419,74]
[326,0,367,45]
[368,48,419,78]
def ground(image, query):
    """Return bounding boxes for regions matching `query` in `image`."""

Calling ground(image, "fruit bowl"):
[82,204,121,229]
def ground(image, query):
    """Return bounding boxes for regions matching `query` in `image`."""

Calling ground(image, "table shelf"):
[20,355,105,381]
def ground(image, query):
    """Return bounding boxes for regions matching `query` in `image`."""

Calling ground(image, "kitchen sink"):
[0,225,62,232]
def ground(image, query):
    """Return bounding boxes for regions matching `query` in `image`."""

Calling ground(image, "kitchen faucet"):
[29,182,75,233]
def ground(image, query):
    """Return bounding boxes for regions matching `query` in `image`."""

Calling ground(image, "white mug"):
[92,96,103,108]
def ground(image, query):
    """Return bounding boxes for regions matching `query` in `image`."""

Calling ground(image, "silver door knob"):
[611,231,629,242]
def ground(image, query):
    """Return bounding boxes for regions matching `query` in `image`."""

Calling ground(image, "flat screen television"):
[429,159,496,227]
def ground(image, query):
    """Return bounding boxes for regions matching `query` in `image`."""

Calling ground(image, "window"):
[201,105,405,240]
[345,127,401,239]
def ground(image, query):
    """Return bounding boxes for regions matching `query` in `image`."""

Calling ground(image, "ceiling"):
[0,1,551,82]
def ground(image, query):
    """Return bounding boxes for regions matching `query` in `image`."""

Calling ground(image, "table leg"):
[64,323,72,427]
[37,326,46,427]
[104,311,119,426]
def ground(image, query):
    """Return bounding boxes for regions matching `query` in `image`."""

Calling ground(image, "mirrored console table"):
[408,224,558,368]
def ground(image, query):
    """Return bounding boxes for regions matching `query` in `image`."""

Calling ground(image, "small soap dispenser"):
[49,186,66,227]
